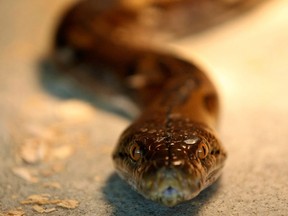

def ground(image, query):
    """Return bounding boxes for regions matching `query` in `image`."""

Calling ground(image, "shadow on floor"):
[38,58,138,120]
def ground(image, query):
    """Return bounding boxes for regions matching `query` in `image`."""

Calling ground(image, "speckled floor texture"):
[0,0,287,215]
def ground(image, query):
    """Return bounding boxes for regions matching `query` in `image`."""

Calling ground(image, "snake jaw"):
[159,186,184,207]
[138,166,205,207]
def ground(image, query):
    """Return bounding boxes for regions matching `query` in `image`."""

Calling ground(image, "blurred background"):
[0,0,287,215]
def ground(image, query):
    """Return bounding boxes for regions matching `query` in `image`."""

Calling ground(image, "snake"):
[53,0,261,207]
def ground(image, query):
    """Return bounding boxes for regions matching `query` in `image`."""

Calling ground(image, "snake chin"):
[155,187,186,207]
[138,167,204,207]
[152,186,201,207]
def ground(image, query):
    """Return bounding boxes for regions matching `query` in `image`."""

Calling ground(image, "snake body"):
[53,0,261,207]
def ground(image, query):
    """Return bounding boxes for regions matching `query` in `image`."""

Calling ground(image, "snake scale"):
[53,0,261,207]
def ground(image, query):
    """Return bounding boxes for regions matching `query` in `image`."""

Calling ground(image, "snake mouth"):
[149,182,202,207]
[140,167,203,207]
[158,186,184,207]
[162,186,179,197]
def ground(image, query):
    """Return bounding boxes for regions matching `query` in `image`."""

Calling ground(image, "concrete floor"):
[0,0,288,215]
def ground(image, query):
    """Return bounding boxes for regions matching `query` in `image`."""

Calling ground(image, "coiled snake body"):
[54,0,260,207]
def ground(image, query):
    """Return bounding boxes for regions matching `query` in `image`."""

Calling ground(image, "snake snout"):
[142,167,202,206]
[160,186,181,207]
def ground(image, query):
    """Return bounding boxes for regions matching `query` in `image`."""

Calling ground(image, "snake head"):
[112,117,227,207]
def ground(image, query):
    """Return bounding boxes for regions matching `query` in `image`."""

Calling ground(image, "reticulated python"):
[54,0,261,207]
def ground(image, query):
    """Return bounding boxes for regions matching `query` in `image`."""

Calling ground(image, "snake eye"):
[129,143,141,161]
[197,143,209,159]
